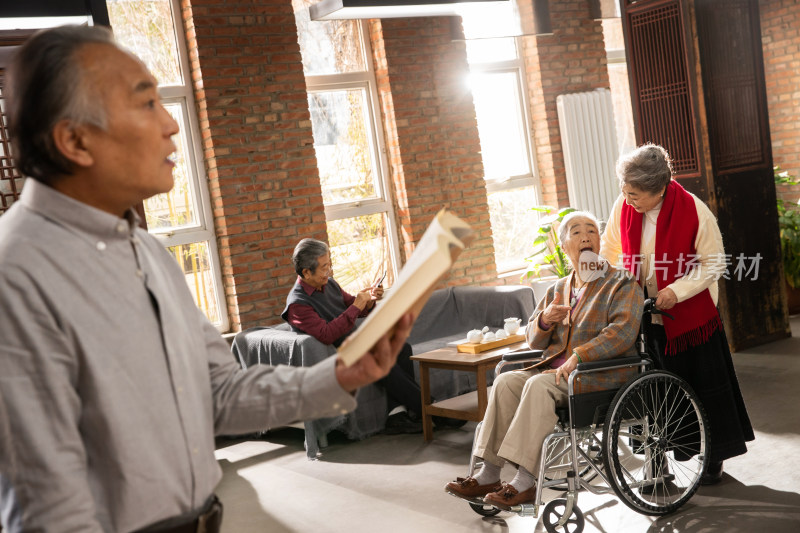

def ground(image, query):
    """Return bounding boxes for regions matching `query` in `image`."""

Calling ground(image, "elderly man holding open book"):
[0,25,415,532]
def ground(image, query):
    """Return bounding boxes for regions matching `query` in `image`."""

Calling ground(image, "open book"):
[337,209,474,366]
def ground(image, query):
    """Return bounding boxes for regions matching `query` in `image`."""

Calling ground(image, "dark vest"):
[281,277,351,346]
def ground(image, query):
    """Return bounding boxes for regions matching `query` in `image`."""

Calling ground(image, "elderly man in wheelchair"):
[445,211,709,531]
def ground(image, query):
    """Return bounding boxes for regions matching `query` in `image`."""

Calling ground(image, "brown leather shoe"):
[483,482,537,506]
[445,477,502,498]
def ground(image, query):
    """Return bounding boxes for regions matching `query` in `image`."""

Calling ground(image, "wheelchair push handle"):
[643,298,674,321]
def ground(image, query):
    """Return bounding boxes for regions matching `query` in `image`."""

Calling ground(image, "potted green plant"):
[521,206,577,302]
[776,167,800,313]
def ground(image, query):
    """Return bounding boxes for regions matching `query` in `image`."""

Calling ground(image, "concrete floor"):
[215,316,800,533]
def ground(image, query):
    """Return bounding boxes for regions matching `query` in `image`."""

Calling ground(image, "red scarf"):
[621,180,722,355]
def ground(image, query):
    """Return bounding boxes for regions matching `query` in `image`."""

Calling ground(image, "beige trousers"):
[473,369,569,476]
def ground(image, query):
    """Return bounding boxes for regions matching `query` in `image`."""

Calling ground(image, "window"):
[602,18,636,156]
[461,14,541,274]
[107,0,227,329]
[292,0,400,294]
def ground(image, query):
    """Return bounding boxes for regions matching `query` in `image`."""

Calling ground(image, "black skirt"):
[647,323,755,463]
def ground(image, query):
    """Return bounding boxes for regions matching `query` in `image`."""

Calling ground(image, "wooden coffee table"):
[410,341,527,441]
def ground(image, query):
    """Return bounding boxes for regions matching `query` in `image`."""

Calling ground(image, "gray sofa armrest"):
[232,324,335,370]
[451,285,536,332]
[230,324,387,459]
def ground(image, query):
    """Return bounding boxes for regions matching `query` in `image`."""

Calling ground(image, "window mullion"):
[324,199,391,221]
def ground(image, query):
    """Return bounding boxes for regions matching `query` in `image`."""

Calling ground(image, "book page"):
[336,210,473,366]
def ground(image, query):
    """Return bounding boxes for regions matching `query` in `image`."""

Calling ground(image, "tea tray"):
[456,334,526,354]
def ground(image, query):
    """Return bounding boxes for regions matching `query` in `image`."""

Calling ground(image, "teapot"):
[466,329,483,343]
[504,317,522,335]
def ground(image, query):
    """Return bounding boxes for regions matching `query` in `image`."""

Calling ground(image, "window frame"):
[467,38,542,273]
[468,46,539,194]
[302,21,402,281]
[605,46,637,157]
[122,0,229,331]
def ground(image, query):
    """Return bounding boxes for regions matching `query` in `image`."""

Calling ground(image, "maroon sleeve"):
[286,302,360,345]
[341,288,355,308]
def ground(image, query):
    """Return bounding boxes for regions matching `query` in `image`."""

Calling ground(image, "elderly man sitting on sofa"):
[283,238,461,434]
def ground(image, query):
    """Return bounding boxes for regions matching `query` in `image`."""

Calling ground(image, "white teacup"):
[482,331,496,343]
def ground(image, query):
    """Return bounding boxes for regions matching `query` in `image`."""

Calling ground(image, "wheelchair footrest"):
[444,488,491,507]
[445,488,539,517]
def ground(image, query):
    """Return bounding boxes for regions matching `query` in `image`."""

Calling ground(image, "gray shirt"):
[0,180,356,532]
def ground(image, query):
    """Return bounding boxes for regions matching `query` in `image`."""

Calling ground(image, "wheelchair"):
[448,299,710,533]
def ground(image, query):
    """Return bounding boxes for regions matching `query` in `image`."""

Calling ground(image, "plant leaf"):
[539,213,560,225]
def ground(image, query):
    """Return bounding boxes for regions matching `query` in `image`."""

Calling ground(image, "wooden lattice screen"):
[625,0,700,178]
[695,0,769,172]
[0,73,24,216]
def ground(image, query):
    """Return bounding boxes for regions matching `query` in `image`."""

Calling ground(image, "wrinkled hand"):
[370,285,384,301]
[541,292,571,327]
[655,287,677,310]
[543,352,579,386]
[335,313,414,392]
[354,289,372,310]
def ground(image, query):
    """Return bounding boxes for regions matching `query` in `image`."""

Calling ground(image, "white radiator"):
[556,88,620,222]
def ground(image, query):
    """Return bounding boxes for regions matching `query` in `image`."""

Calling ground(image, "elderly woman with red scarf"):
[601,143,754,485]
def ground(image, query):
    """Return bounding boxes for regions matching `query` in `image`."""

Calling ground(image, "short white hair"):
[557,211,601,245]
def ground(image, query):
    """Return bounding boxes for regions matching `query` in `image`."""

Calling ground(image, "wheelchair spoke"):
[603,371,709,516]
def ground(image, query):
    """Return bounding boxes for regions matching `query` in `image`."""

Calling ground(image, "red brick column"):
[369,17,498,286]
[760,0,800,206]
[182,0,326,330]
[519,0,610,208]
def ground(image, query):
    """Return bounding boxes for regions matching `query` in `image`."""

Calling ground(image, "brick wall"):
[179,0,614,330]
[182,0,326,331]
[760,0,800,209]
[369,17,498,286]
[519,0,610,208]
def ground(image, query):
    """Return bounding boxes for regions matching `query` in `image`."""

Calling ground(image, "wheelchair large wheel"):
[542,428,601,490]
[602,370,709,516]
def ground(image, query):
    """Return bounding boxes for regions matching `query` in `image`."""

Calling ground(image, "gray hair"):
[557,211,601,245]
[6,25,113,183]
[292,238,329,276]
[615,143,673,194]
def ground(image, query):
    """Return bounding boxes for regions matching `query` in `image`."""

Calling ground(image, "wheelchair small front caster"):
[468,502,502,517]
[542,498,584,533]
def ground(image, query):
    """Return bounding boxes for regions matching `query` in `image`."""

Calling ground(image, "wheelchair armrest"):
[501,349,544,363]
[575,356,643,372]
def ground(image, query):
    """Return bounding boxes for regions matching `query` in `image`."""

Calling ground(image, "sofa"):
[231,284,536,458]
